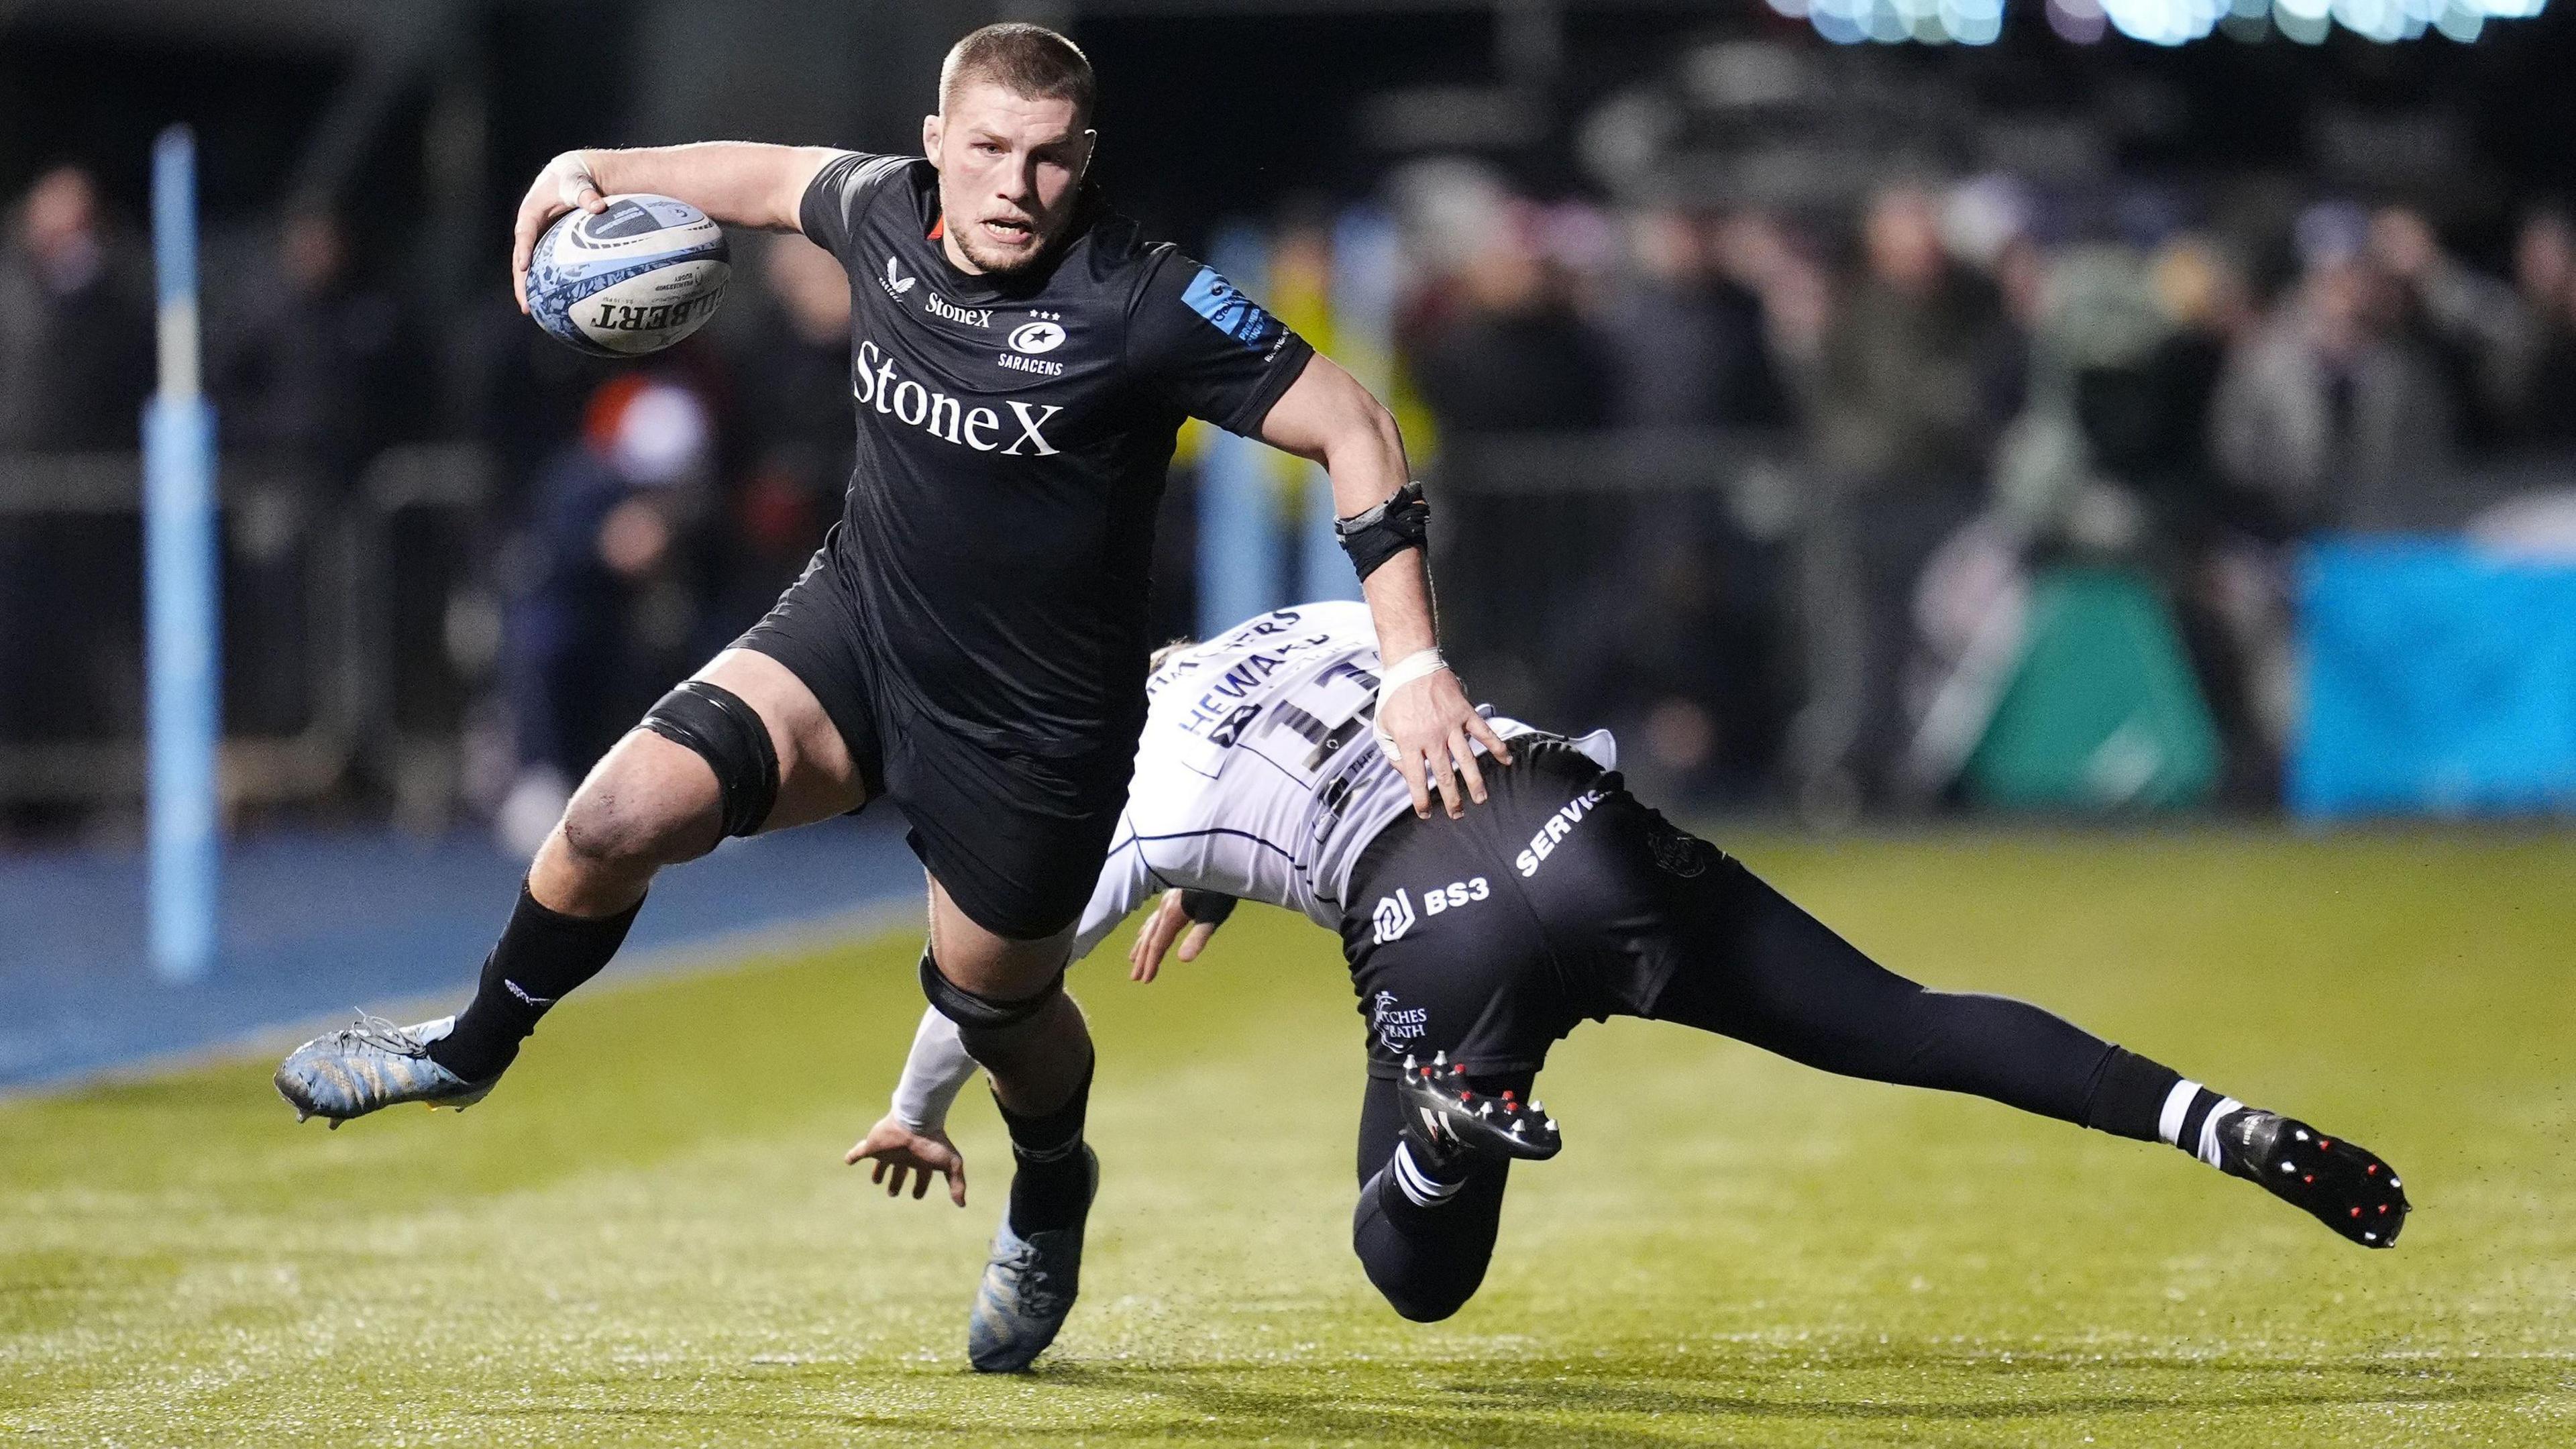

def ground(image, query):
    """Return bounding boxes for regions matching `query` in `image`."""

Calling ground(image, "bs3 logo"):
[1372,877,1489,945]
[1371,889,1417,945]
[1421,876,1490,916]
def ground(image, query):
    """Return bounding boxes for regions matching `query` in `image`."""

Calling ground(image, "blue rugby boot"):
[273,1012,494,1127]
[965,1145,1098,1373]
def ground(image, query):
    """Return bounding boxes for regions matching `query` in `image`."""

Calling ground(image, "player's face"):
[924,82,1095,278]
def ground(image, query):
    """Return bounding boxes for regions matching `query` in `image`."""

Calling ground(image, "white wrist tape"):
[1373,649,1449,763]
[1379,648,1447,693]
[557,154,601,207]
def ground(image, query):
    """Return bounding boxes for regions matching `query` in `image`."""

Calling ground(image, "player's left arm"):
[1257,356,1511,818]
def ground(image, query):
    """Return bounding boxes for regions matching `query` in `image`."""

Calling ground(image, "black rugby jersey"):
[797,151,1314,759]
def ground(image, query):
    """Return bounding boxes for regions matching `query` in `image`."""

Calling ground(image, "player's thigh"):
[924,873,1077,1000]
[1646,849,1929,1049]
[692,647,869,830]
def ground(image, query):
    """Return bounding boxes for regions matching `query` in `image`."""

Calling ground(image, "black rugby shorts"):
[733,540,1130,941]
[1337,741,1727,1079]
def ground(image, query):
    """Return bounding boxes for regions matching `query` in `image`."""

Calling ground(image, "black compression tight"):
[1640,858,2159,1130]
[1350,1069,1527,1323]
[1347,857,2173,1322]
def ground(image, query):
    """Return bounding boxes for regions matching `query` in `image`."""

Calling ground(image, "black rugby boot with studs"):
[1395,1052,1562,1171]
[2215,1110,2410,1248]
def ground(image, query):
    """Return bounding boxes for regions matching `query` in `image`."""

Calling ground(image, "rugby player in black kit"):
[272,25,1509,1373]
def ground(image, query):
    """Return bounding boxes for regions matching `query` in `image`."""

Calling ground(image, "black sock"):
[996,1053,1095,1234]
[2080,1046,2186,1144]
[427,883,642,1081]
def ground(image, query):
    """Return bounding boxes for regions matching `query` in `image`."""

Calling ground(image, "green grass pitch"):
[5,830,2574,1445]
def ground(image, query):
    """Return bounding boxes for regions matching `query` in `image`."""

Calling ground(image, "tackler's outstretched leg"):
[1640,848,2408,1247]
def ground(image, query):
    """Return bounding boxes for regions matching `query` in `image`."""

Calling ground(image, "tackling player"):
[855,601,2408,1348]
[270,24,1507,1373]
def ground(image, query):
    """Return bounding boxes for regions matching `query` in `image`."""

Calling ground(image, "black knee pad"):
[919,948,1064,1031]
[640,680,779,839]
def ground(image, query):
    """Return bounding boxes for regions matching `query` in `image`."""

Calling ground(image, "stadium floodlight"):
[144,125,221,984]
[1803,0,2544,40]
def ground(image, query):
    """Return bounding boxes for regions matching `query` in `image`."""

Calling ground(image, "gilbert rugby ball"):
[526,194,729,356]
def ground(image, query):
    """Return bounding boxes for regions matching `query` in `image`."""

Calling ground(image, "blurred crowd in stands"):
[7,144,2576,835]
[1387,160,2576,814]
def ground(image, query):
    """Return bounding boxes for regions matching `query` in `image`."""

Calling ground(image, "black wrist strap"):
[1334,482,1430,582]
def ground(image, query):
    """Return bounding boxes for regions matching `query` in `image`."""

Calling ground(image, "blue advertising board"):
[2294,539,2576,818]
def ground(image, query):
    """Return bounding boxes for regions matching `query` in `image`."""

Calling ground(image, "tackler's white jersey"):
[1069,600,1615,960]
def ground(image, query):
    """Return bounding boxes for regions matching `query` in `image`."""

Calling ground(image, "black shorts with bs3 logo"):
[1337,741,1729,1081]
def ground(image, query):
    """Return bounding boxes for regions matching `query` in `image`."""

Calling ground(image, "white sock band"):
[2196,1097,2243,1170]
[1390,1140,1464,1208]
[2157,1079,2201,1146]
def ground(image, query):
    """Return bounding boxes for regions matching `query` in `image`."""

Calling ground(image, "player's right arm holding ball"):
[508,144,843,312]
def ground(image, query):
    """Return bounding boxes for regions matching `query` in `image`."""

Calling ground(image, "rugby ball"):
[526,194,729,357]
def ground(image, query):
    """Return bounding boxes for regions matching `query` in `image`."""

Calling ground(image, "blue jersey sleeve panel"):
[1124,244,1316,438]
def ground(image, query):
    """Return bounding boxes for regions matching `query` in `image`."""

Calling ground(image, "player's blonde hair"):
[1147,637,1195,674]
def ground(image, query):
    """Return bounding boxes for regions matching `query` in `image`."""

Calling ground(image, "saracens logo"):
[1008,319,1067,354]
[1372,888,1417,945]
[853,338,1061,455]
[1001,315,1069,377]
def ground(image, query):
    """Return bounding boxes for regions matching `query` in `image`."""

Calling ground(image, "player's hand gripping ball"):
[525,194,729,357]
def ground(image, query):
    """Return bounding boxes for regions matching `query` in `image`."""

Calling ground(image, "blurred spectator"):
[1566,208,1797,799]
[1407,213,1611,433]
[2367,207,2532,454]
[0,166,154,768]
[1988,234,2290,806]
[1708,210,1833,409]
[716,233,851,627]
[212,209,426,735]
[0,166,152,451]
[494,378,717,855]
[1404,205,1615,720]
[1565,489,1791,804]
[2210,202,2455,533]
[215,208,421,486]
[1815,183,2021,486]
[1594,207,1788,429]
[2510,209,2576,449]
[1803,181,2021,808]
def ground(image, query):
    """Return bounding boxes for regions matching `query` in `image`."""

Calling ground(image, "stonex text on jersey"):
[851,338,1064,455]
